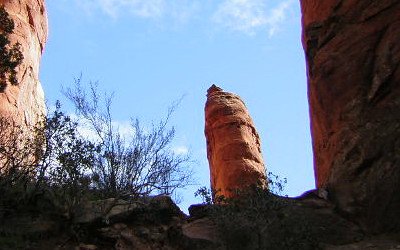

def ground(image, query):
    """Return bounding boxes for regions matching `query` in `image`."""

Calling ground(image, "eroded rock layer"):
[301,0,400,232]
[205,85,266,200]
[0,0,47,126]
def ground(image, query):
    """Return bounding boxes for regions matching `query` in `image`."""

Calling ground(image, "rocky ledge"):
[2,193,399,249]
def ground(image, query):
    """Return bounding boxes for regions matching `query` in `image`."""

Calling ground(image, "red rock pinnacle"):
[204,85,266,200]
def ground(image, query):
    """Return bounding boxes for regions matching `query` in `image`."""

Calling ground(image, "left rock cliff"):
[0,0,47,126]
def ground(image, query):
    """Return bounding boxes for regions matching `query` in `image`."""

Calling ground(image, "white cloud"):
[168,1,201,25]
[74,0,201,22]
[71,113,135,143]
[266,1,293,37]
[173,146,189,155]
[212,0,294,36]
[71,0,293,36]
[111,120,135,138]
[75,0,166,18]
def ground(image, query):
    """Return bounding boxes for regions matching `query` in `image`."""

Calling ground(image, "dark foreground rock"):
[0,196,223,250]
[1,193,400,249]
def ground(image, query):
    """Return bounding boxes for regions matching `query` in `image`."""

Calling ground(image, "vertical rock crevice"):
[301,0,400,232]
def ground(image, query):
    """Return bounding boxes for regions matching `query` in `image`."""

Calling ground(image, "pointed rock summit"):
[207,84,223,95]
[205,85,266,200]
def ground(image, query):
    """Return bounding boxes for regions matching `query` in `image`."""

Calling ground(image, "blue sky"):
[40,0,314,212]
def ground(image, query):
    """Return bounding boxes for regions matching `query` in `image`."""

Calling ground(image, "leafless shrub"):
[64,78,193,199]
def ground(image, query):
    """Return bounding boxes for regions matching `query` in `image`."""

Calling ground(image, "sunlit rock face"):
[205,85,266,200]
[301,0,400,232]
[0,0,47,126]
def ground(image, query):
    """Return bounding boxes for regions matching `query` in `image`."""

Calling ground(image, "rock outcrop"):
[204,85,266,200]
[301,0,400,232]
[3,190,400,249]
[0,196,224,250]
[0,0,47,126]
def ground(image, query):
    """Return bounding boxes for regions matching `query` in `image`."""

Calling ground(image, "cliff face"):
[0,0,47,126]
[204,85,266,200]
[301,0,400,232]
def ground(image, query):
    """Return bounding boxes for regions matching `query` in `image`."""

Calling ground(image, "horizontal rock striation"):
[205,85,266,200]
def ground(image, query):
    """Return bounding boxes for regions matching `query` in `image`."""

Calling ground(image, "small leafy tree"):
[0,118,37,178]
[0,104,97,217]
[0,117,39,216]
[34,102,99,216]
[0,6,23,92]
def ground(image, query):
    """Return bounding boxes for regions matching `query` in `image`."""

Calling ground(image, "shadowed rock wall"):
[301,0,400,232]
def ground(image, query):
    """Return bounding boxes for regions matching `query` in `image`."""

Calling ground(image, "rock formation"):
[205,85,266,200]
[301,0,400,232]
[0,0,47,126]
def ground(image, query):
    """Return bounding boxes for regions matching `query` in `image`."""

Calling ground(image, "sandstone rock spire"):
[301,0,400,232]
[205,85,266,200]
[0,0,48,126]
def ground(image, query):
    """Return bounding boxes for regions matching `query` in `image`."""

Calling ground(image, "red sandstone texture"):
[0,0,48,126]
[204,85,266,200]
[301,0,400,232]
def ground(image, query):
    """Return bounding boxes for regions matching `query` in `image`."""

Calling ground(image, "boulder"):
[204,85,267,200]
[74,195,185,225]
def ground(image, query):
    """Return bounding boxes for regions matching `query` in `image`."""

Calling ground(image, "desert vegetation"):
[194,176,319,250]
[0,79,192,248]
